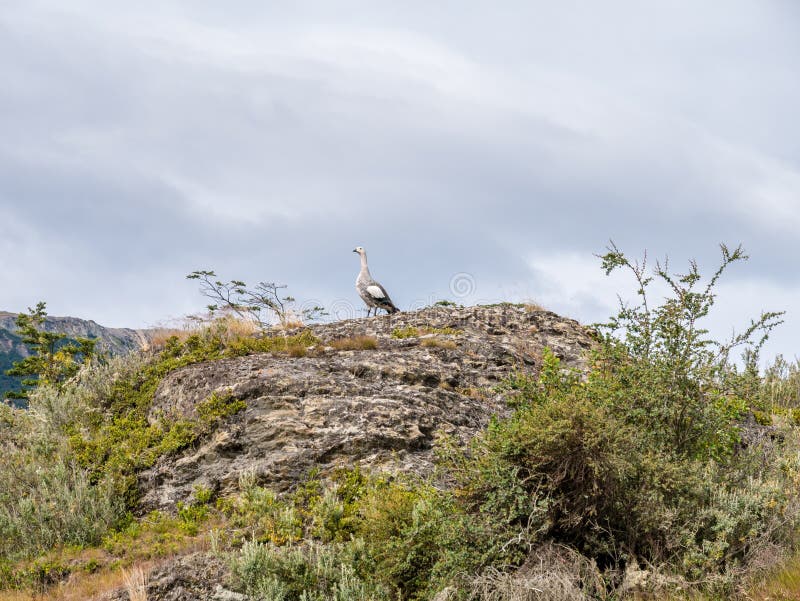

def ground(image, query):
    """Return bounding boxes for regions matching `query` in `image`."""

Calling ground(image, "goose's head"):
[353,246,365,255]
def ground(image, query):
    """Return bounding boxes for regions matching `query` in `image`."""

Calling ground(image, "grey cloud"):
[0,1,798,360]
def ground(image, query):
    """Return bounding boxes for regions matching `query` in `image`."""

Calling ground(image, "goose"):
[353,246,399,316]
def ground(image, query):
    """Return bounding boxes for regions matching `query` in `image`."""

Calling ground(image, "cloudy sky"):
[1,1,798,362]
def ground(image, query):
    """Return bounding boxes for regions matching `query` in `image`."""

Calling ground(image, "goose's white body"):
[353,247,399,316]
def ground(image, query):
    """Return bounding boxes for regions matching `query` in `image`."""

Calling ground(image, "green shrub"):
[231,539,391,601]
[197,391,247,427]
[356,478,505,599]
[433,244,798,595]
[762,355,800,408]
[101,509,207,559]
[752,409,772,426]
[0,456,124,562]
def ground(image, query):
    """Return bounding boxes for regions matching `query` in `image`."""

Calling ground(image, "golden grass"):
[147,315,263,351]
[421,338,457,350]
[287,343,308,357]
[0,591,31,601]
[0,562,151,601]
[522,301,547,313]
[330,336,378,351]
[204,315,260,344]
[122,566,148,601]
[147,327,194,350]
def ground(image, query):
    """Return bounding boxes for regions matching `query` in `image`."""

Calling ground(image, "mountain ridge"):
[0,310,153,402]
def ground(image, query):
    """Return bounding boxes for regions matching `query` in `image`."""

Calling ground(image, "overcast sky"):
[1,1,798,363]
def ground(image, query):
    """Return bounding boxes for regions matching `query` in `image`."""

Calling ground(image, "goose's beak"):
[352,249,358,253]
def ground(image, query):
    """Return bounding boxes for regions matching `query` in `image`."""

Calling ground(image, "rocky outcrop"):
[100,553,236,601]
[139,304,596,512]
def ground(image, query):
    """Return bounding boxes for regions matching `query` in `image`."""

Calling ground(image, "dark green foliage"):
[4,302,96,402]
[0,329,24,405]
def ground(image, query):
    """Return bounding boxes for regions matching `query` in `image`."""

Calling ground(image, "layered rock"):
[139,304,595,511]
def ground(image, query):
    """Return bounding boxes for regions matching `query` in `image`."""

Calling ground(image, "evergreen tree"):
[4,302,96,401]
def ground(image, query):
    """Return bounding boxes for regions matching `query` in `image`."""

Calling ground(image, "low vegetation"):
[391,325,462,339]
[0,315,318,587]
[421,337,457,349]
[329,335,379,351]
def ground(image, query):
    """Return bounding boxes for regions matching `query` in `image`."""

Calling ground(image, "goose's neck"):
[359,253,370,276]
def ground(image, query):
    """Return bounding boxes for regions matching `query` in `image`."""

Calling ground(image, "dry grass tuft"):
[457,386,489,400]
[287,343,308,357]
[205,315,260,343]
[329,336,378,351]
[148,314,261,350]
[0,591,34,601]
[469,543,607,601]
[122,566,148,601]
[522,302,547,313]
[746,554,800,601]
[392,325,462,339]
[0,562,155,601]
[147,328,195,350]
[421,338,457,350]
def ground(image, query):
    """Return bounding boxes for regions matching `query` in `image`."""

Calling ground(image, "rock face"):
[139,304,596,512]
[100,553,236,601]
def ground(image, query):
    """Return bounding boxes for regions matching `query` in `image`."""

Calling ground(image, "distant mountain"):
[0,311,152,405]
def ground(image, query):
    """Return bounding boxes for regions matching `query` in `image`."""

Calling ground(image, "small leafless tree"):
[187,270,326,328]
